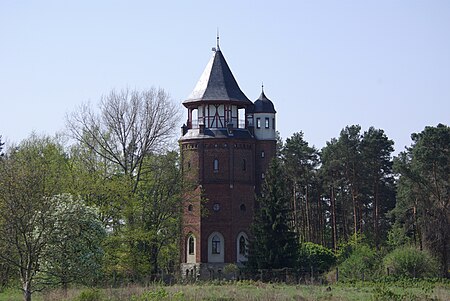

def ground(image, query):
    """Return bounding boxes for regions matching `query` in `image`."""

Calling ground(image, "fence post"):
[336,267,339,283]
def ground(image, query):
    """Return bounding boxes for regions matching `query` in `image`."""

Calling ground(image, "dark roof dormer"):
[183,48,252,107]
[253,89,276,113]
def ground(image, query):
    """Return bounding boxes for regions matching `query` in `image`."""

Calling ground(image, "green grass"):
[1,281,449,301]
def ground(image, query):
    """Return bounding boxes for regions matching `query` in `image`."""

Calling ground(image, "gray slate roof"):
[183,49,252,106]
[253,90,276,113]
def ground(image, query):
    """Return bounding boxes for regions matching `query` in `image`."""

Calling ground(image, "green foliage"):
[386,224,411,250]
[0,134,72,298]
[393,123,450,277]
[75,288,105,301]
[224,264,239,276]
[337,243,380,282]
[298,242,336,274]
[38,194,106,288]
[383,246,438,278]
[131,288,185,301]
[247,158,298,271]
[320,126,395,251]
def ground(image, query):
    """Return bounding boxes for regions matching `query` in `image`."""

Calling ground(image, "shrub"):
[298,242,336,274]
[383,246,438,278]
[75,288,105,301]
[337,244,380,281]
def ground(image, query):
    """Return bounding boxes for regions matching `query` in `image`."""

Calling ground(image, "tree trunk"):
[373,177,380,250]
[331,186,337,251]
[22,281,32,301]
[305,185,310,241]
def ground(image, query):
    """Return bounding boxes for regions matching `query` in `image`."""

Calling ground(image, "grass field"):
[1,281,449,301]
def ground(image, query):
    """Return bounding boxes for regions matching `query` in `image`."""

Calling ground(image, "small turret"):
[253,86,276,140]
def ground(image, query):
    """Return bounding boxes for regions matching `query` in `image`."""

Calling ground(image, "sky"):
[1,0,449,154]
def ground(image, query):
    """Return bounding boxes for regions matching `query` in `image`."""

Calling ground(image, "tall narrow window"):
[188,236,195,255]
[265,117,270,128]
[239,236,246,255]
[212,235,221,254]
[272,118,275,129]
[256,118,261,129]
[213,159,219,173]
[236,232,249,262]
[242,159,246,171]
[261,151,265,158]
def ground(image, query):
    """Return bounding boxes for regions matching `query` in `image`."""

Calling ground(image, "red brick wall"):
[180,137,275,264]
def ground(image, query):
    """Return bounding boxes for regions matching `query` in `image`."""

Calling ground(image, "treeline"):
[0,88,183,301]
[0,87,448,300]
[249,124,449,280]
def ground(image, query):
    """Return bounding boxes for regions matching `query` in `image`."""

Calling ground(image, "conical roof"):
[253,90,276,113]
[183,49,252,106]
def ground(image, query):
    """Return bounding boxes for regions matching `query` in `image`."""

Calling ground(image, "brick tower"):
[180,41,276,279]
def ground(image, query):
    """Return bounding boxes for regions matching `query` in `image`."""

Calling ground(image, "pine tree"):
[247,158,298,271]
[0,135,4,157]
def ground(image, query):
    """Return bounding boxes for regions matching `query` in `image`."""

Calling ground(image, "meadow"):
[1,280,449,301]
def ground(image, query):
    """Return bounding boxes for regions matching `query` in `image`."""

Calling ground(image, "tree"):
[360,127,395,249]
[393,124,449,277]
[298,242,336,276]
[247,158,298,271]
[102,151,182,281]
[319,125,395,249]
[0,135,70,301]
[0,135,4,156]
[66,87,180,193]
[37,194,106,294]
[66,87,180,279]
[281,132,321,243]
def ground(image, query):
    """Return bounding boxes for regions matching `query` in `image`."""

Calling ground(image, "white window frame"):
[186,234,196,263]
[236,232,249,263]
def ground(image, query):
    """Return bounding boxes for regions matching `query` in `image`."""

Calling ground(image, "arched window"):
[236,232,249,262]
[208,232,224,263]
[212,235,221,254]
[239,236,246,255]
[186,234,196,263]
[188,236,195,255]
[213,159,219,172]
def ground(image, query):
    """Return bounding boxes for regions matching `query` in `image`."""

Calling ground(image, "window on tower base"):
[212,235,221,254]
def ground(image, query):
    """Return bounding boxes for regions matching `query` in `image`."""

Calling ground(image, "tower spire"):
[216,28,220,51]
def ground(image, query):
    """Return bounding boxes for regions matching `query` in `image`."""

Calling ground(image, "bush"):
[383,246,438,278]
[75,288,105,301]
[337,244,380,281]
[298,242,336,274]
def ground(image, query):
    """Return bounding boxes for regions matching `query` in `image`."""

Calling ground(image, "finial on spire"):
[261,82,264,93]
[216,28,220,50]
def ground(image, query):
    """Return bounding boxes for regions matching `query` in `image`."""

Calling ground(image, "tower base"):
[181,263,243,281]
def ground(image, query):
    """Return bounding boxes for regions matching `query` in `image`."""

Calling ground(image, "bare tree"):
[66,88,180,192]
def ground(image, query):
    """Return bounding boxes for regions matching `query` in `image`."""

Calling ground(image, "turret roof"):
[253,89,276,113]
[183,48,252,106]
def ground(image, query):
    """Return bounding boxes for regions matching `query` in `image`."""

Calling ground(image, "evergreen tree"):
[281,132,321,244]
[247,158,298,271]
[0,135,4,157]
[393,124,449,277]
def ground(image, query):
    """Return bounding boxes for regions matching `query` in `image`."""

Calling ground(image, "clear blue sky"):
[1,0,449,154]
